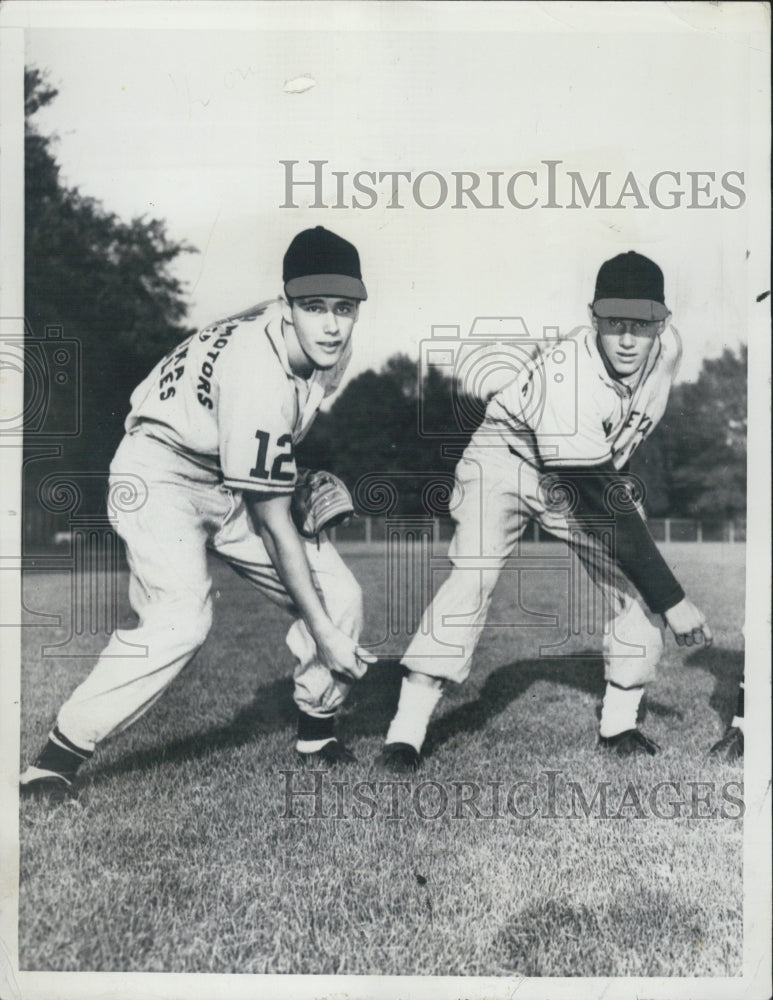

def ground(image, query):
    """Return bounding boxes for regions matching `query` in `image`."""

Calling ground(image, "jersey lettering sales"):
[280,159,745,211]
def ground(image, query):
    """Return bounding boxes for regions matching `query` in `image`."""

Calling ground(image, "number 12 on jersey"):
[249,430,295,482]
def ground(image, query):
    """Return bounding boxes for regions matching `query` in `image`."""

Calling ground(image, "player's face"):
[282,296,360,375]
[595,316,663,377]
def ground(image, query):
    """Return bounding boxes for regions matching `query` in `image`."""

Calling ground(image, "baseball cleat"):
[708,726,744,762]
[297,738,356,767]
[375,742,421,774]
[598,729,661,757]
[19,766,75,801]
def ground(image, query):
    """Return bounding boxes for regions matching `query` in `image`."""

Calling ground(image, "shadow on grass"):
[423,654,683,758]
[83,674,297,786]
[85,659,406,785]
[495,892,741,976]
[85,651,687,783]
[683,646,744,727]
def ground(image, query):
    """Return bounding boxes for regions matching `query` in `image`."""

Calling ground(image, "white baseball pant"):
[56,430,363,751]
[402,435,663,686]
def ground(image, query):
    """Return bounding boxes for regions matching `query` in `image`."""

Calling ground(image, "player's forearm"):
[609,512,685,613]
[551,464,685,614]
[246,498,334,641]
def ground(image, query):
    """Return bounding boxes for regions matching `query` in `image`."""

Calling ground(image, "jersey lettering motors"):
[153,323,240,406]
[194,323,238,408]
[485,324,682,469]
[125,299,351,492]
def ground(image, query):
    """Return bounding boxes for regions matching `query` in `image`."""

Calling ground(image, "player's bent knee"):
[439,565,501,616]
[144,599,213,653]
[188,605,214,649]
[176,598,213,646]
[604,600,664,687]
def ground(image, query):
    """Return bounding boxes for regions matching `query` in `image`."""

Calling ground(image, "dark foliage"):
[304,345,747,520]
[24,68,196,517]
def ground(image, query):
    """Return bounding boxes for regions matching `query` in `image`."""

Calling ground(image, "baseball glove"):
[291,468,355,538]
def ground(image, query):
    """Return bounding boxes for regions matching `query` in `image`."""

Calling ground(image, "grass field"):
[18,542,745,976]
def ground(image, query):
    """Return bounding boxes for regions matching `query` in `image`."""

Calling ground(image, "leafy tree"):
[299,358,420,512]
[298,357,477,515]
[305,344,747,523]
[665,346,747,517]
[628,424,674,517]
[24,68,196,521]
[630,345,747,519]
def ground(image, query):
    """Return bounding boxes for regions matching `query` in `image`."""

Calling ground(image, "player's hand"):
[314,625,377,681]
[663,598,713,647]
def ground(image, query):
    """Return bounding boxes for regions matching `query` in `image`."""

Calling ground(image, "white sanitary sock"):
[296,737,336,753]
[385,675,444,752]
[599,683,644,738]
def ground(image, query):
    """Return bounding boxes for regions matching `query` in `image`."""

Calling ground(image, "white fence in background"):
[329,517,745,545]
[21,508,746,553]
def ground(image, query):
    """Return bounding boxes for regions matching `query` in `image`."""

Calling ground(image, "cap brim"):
[593,298,668,321]
[285,274,367,301]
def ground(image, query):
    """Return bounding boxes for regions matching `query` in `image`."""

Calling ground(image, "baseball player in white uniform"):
[378,251,713,771]
[22,226,375,797]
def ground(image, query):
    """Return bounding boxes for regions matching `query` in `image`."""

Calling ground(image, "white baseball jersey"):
[484,325,682,470]
[125,298,350,493]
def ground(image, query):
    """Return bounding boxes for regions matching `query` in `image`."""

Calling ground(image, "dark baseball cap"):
[283,226,367,301]
[592,251,668,321]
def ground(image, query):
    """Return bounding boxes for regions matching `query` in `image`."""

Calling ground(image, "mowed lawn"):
[18,542,745,976]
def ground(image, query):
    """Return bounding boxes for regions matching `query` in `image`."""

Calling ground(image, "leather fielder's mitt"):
[291,469,355,538]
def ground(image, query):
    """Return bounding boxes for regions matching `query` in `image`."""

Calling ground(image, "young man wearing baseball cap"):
[379,250,712,772]
[22,226,375,798]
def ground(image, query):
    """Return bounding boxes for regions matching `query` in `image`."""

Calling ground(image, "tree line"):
[23,68,746,528]
[24,68,194,520]
[296,347,747,520]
